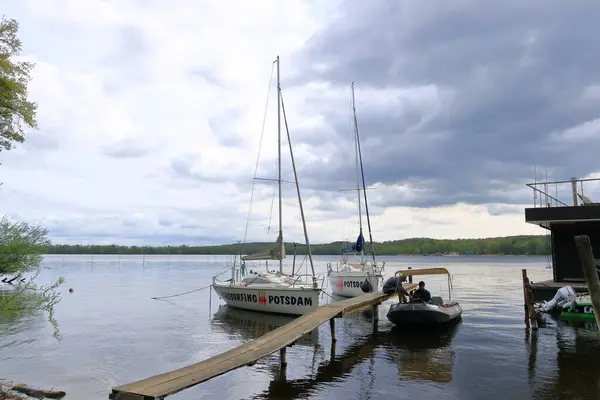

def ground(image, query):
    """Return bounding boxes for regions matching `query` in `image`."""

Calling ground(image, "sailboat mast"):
[352,82,376,264]
[351,82,364,263]
[276,55,283,274]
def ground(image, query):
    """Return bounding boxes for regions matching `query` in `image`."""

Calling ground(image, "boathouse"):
[524,177,600,299]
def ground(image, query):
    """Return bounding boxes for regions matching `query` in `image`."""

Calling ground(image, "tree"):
[0,217,64,338]
[0,16,63,339]
[0,16,37,152]
[0,216,49,274]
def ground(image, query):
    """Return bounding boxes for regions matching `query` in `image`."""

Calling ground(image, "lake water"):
[1,255,600,400]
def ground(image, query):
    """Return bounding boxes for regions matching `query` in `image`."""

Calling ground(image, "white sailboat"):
[212,56,322,316]
[327,82,385,298]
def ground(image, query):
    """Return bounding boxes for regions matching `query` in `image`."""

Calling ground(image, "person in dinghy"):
[411,281,433,304]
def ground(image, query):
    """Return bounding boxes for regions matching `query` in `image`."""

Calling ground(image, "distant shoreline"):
[44,253,549,257]
[45,234,551,256]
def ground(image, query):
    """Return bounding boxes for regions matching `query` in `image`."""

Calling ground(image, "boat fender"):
[361,278,372,293]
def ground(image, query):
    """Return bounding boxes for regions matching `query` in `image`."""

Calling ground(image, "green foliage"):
[0,216,63,339]
[0,16,37,152]
[0,273,64,339]
[46,234,551,256]
[0,216,50,274]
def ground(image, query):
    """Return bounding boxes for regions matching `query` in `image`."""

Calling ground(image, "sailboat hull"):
[212,284,321,316]
[328,272,383,298]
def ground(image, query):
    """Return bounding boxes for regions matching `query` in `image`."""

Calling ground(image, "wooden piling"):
[372,304,379,333]
[329,318,336,342]
[522,269,538,330]
[280,347,287,367]
[330,341,336,361]
[574,235,600,331]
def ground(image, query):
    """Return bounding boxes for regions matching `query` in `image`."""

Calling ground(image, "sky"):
[1,0,599,246]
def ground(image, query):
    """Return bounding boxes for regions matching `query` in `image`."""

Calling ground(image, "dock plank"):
[111,288,413,400]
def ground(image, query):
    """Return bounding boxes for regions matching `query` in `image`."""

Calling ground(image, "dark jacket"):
[412,288,431,302]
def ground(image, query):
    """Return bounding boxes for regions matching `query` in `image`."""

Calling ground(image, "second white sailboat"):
[327,82,385,298]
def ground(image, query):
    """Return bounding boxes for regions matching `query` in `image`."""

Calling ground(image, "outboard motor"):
[361,278,372,293]
[382,276,399,294]
[536,286,577,312]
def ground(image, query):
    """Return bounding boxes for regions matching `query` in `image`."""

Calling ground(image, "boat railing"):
[326,259,385,277]
[326,262,333,274]
[371,260,385,275]
[211,259,240,286]
[289,273,325,290]
[526,176,600,208]
[290,272,316,283]
[326,259,350,274]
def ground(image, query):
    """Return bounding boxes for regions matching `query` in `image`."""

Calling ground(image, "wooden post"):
[522,269,538,330]
[329,318,336,342]
[372,304,379,333]
[574,235,600,331]
[330,341,336,361]
[280,347,287,367]
[571,177,578,206]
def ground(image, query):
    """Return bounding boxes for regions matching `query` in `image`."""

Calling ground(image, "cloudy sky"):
[1,0,599,246]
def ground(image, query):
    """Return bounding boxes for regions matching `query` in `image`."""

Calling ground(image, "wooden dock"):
[109,287,415,400]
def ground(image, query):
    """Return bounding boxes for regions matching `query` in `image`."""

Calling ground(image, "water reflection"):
[211,305,319,345]
[210,305,321,384]
[383,321,460,384]
[530,314,600,399]
[253,320,461,399]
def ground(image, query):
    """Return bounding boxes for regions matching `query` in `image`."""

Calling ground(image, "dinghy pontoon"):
[386,267,462,327]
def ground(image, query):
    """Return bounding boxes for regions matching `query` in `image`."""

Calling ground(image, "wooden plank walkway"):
[110,287,414,400]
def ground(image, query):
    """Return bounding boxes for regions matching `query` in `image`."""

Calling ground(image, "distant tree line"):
[46,235,551,256]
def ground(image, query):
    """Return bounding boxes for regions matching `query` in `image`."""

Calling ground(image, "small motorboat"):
[560,294,595,321]
[535,286,577,313]
[386,267,462,327]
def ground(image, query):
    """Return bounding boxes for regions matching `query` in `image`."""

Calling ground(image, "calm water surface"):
[1,255,599,400]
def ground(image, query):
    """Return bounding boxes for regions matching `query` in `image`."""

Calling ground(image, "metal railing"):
[526,177,600,208]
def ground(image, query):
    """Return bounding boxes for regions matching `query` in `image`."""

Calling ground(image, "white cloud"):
[0,0,548,245]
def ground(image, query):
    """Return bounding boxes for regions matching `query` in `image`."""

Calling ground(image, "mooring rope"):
[321,290,342,302]
[151,283,214,300]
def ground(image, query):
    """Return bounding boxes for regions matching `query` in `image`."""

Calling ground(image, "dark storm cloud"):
[287,0,600,208]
